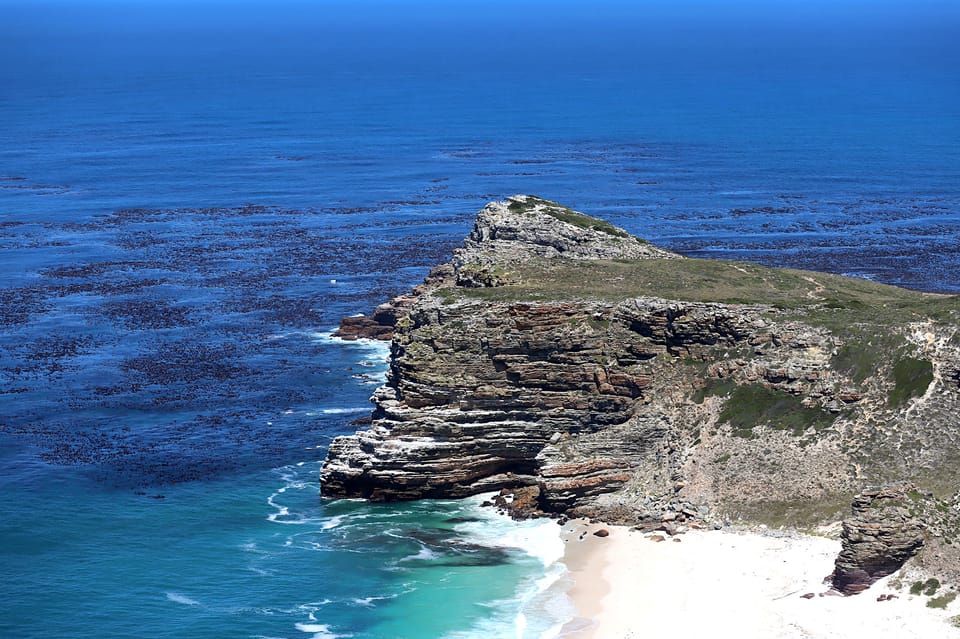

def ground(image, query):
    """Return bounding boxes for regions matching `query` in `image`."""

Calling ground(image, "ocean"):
[1,1,958,637]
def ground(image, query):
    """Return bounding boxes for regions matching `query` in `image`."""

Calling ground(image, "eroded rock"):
[321,197,960,540]
[831,485,925,595]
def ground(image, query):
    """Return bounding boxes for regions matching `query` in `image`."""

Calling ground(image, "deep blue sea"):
[1,1,959,637]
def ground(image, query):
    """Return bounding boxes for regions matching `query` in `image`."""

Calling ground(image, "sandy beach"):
[558,520,960,639]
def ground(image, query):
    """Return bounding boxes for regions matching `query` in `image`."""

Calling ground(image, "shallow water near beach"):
[1,2,959,637]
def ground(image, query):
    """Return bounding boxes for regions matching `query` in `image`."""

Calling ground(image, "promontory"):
[321,195,960,592]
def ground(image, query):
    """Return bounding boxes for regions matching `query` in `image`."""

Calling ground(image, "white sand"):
[558,521,960,639]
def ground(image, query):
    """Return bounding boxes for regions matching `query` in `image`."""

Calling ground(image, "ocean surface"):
[1,1,959,637]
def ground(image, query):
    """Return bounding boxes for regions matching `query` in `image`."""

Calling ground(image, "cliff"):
[322,195,960,584]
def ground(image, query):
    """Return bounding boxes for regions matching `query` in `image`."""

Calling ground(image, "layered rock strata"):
[321,195,960,548]
[334,195,676,340]
[832,484,960,594]
[831,485,927,594]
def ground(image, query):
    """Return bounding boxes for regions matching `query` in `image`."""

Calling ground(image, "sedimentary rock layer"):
[321,195,960,541]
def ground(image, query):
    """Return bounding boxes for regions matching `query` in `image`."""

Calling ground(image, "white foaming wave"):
[397,544,440,563]
[309,329,390,387]
[350,593,397,608]
[250,601,333,618]
[440,609,530,639]
[469,563,573,638]
[263,331,296,342]
[266,490,296,523]
[320,515,346,530]
[841,271,878,281]
[452,494,565,567]
[444,494,574,639]
[165,592,201,606]
[294,622,351,639]
[268,509,341,527]
[309,329,391,358]
[440,568,573,639]
[266,465,325,525]
[520,563,575,638]
[313,407,370,415]
[240,541,275,556]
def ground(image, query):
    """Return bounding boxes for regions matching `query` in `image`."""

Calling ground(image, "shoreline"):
[555,521,960,639]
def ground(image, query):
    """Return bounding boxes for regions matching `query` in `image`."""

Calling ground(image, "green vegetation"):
[907,488,926,503]
[713,383,836,438]
[449,254,960,318]
[927,591,956,609]
[441,253,958,424]
[507,199,528,214]
[732,494,850,528]
[511,196,631,238]
[911,578,941,596]
[540,206,630,238]
[889,357,934,407]
[457,262,517,287]
[949,615,960,628]
[585,316,611,330]
[831,335,904,384]
[692,378,736,404]
[828,328,933,407]
[433,287,460,305]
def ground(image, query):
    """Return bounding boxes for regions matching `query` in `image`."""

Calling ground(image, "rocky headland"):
[323,195,960,592]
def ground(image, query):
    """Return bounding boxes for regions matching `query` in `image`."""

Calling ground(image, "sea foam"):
[165,592,201,606]
[441,494,574,638]
[294,622,349,639]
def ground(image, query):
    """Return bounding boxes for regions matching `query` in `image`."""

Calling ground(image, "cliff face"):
[322,195,960,537]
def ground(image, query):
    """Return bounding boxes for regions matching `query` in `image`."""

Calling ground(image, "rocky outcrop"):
[831,485,926,594]
[335,264,454,341]
[451,195,677,287]
[831,485,960,594]
[334,195,677,338]
[321,196,960,533]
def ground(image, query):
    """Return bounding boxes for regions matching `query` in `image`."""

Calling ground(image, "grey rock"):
[831,485,925,595]
[320,195,960,582]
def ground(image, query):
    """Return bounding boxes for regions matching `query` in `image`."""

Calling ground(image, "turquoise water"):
[0,462,566,639]
[1,1,958,637]
[1,337,569,639]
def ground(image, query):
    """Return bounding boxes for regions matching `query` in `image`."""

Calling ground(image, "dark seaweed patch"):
[121,342,247,385]
[100,299,196,330]
[0,288,50,327]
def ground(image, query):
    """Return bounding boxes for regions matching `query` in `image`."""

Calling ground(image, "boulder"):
[831,485,925,595]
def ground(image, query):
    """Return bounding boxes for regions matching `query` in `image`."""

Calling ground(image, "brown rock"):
[831,485,926,595]
[320,196,960,552]
[593,528,610,538]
